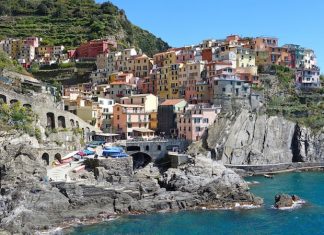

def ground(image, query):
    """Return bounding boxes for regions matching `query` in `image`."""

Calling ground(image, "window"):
[145,145,149,151]
[117,115,120,120]
[127,123,132,128]
[222,88,226,92]
[195,127,201,132]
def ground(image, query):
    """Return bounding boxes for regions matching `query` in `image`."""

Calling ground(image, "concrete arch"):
[54,153,62,163]
[46,112,55,129]
[0,94,7,103]
[70,119,75,128]
[41,153,49,166]
[131,152,152,170]
[23,103,32,109]
[10,99,18,105]
[58,116,66,128]
[126,146,141,151]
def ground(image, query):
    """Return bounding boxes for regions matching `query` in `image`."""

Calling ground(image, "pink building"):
[177,104,221,141]
[25,37,40,48]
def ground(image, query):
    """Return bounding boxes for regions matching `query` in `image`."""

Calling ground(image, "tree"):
[0,3,10,16]
[37,3,49,15]
[320,75,324,81]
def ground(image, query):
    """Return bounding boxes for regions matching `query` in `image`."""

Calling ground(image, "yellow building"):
[168,63,180,99]
[236,48,256,68]
[130,54,153,78]
[11,39,23,59]
[149,111,158,130]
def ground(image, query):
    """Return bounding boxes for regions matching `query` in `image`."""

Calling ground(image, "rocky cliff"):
[198,109,324,165]
[0,131,261,234]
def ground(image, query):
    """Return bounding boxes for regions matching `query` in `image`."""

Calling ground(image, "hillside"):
[0,0,170,56]
[0,50,29,75]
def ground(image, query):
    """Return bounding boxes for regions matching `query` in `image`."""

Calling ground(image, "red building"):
[202,48,212,62]
[75,39,116,60]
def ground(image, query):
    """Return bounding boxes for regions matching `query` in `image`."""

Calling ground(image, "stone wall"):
[0,86,98,134]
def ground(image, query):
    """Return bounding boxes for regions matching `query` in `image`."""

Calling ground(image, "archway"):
[46,112,55,129]
[10,99,18,105]
[54,153,62,163]
[58,116,66,128]
[131,152,152,170]
[0,94,7,104]
[41,153,49,166]
[126,146,141,151]
[23,103,32,109]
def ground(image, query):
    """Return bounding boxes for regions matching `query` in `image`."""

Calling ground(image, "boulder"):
[274,194,293,208]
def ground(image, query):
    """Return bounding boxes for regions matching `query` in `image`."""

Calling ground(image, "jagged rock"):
[204,109,324,165]
[274,194,293,208]
[0,132,262,234]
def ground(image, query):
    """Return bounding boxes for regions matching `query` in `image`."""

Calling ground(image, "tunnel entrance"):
[47,112,55,129]
[54,153,62,163]
[131,152,152,170]
[58,116,66,128]
[0,94,7,104]
[41,153,50,166]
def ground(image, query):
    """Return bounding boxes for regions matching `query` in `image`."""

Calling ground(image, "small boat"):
[102,146,127,158]
[264,174,274,179]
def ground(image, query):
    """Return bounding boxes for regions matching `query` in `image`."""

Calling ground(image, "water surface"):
[69,172,324,235]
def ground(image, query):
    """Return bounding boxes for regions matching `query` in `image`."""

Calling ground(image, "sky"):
[97,0,324,71]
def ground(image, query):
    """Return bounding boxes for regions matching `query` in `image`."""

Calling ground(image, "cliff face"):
[205,110,324,165]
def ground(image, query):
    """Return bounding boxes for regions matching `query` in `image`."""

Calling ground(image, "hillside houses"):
[1,34,322,142]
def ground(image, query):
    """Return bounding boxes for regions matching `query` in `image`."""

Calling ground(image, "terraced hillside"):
[0,0,170,56]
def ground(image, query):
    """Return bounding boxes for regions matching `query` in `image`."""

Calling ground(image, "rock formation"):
[196,109,324,165]
[0,131,262,234]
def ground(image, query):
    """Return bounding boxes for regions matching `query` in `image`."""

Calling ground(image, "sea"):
[68,172,324,235]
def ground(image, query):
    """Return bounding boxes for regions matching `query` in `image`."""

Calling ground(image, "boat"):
[264,174,274,179]
[102,146,127,158]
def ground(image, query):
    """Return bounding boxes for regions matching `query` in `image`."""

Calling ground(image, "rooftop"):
[160,99,185,106]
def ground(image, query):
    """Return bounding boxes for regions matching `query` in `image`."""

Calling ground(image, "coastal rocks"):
[159,155,262,208]
[0,131,262,234]
[203,109,324,165]
[274,194,304,209]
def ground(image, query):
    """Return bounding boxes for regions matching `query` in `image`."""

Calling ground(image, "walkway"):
[47,160,83,182]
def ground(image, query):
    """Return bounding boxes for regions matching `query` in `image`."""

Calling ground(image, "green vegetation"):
[0,101,40,136]
[264,65,324,131]
[0,0,170,56]
[0,51,28,74]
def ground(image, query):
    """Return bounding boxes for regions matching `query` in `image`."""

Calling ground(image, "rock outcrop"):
[274,194,302,209]
[202,109,324,165]
[0,131,262,234]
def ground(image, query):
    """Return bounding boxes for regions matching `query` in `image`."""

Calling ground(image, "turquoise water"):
[69,172,324,235]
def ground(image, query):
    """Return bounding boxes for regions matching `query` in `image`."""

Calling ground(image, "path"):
[47,160,82,182]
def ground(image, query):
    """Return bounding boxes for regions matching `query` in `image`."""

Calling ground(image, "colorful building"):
[177,103,220,141]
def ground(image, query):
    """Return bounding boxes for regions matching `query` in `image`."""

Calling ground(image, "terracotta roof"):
[160,99,185,106]
[110,81,132,85]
